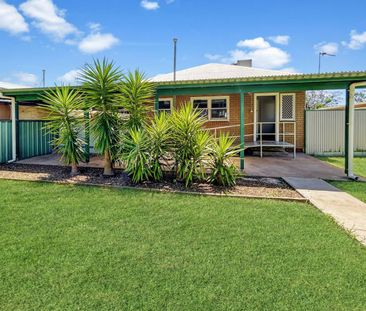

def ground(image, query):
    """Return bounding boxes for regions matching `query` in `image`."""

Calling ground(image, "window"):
[158,98,172,113]
[192,99,208,118]
[280,93,295,121]
[191,96,229,121]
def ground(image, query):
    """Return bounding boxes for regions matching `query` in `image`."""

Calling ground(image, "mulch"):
[0,163,304,200]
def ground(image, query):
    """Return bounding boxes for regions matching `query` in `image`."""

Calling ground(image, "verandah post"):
[344,85,350,176]
[84,110,90,163]
[240,91,245,171]
[154,92,159,113]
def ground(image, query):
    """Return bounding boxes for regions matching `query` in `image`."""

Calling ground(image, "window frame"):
[190,96,230,121]
[280,93,296,121]
[158,98,173,113]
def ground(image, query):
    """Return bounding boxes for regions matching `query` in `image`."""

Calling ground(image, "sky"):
[0,0,366,87]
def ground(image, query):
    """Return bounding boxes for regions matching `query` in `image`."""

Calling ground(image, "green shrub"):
[145,112,172,181]
[41,86,86,175]
[171,103,211,186]
[120,70,155,130]
[208,133,239,187]
[122,128,152,183]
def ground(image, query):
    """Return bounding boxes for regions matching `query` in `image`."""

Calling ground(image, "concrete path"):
[285,177,366,246]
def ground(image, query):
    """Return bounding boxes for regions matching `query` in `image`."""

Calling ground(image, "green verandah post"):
[84,110,90,163]
[344,85,350,176]
[240,91,245,171]
[154,92,159,113]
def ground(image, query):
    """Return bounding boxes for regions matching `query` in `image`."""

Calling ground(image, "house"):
[1,61,366,178]
[152,61,304,160]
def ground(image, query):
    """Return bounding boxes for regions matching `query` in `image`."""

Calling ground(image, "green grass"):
[330,180,366,203]
[1,180,366,310]
[318,156,366,177]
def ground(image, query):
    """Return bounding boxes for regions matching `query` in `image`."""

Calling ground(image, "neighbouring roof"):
[0,81,29,89]
[151,63,298,83]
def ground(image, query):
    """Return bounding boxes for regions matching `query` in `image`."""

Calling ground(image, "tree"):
[41,86,85,175]
[120,70,155,130]
[80,58,123,176]
[355,90,366,103]
[305,90,343,109]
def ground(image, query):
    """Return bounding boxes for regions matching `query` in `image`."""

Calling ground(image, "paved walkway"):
[285,177,366,246]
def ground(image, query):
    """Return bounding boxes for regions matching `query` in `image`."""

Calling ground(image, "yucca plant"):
[208,133,239,187]
[41,86,85,175]
[171,103,211,186]
[79,58,123,176]
[122,128,152,183]
[145,112,172,181]
[120,70,155,130]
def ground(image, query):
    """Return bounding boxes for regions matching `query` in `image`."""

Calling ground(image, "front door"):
[255,94,279,141]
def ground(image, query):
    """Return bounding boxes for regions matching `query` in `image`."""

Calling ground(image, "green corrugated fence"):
[19,121,53,160]
[0,121,12,163]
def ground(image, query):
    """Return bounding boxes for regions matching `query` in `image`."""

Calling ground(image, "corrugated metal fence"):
[0,121,12,163]
[305,109,366,155]
[18,121,53,160]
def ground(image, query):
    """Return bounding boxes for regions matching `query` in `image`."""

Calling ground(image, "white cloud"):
[0,0,29,34]
[237,37,270,49]
[140,0,159,10]
[343,30,366,50]
[78,32,119,54]
[13,72,38,85]
[227,47,290,69]
[20,0,78,41]
[314,42,338,55]
[269,35,290,45]
[57,69,81,85]
[206,36,291,69]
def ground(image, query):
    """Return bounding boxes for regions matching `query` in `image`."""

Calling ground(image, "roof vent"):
[234,59,252,67]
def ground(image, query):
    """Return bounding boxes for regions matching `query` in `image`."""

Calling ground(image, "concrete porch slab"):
[239,153,346,180]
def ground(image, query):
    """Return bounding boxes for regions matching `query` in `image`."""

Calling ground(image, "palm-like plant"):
[120,70,155,130]
[208,133,239,187]
[145,112,172,181]
[171,103,211,186]
[41,86,85,175]
[122,128,152,183]
[79,58,123,176]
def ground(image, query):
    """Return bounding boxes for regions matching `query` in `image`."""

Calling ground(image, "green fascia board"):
[3,71,366,101]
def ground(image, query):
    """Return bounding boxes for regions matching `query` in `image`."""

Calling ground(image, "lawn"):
[330,180,366,203]
[318,156,366,177]
[1,180,366,310]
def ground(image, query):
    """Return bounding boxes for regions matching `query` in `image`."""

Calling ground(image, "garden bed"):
[0,163,303,200]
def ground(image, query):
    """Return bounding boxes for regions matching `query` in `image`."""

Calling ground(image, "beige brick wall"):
[160,91,305,151]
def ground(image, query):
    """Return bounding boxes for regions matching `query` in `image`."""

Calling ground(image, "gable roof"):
[150,63,298,83]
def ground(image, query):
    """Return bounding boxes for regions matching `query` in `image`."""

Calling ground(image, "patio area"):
[16,152,346,180]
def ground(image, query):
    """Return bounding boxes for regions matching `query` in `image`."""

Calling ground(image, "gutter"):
[0,93,16,163]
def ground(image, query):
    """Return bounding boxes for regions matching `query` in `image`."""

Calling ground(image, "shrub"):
[122,128,152,183]
[120,70,155,130]
[145,112,172,181]
[79,58,123,176]
[41,86,86,175]
[208,133,239,187]
[171,103,211,186]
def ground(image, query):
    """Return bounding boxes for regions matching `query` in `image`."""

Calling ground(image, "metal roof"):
[150,63,297,83]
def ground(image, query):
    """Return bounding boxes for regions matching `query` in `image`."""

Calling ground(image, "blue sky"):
[0,0,366,87]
